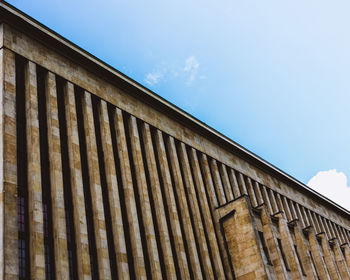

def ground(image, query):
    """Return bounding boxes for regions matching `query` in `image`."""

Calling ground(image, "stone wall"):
[1,7,350,279]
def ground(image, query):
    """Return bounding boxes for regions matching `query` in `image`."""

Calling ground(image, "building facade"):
[1,2,350,279]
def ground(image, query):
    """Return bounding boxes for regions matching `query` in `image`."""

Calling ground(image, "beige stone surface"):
[64,81,91,280]
[81,91,111,280]
[45,71,69,279]
[98,100,129,279]
[25,61,45,280]
[0,48,18,279]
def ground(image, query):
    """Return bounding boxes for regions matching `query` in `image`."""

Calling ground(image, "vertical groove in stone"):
[300,206,310,227]
[188,148,226,279]
[64,82,91,280]
[141,123,177,280]
[127,115,162,280]
[178,142,214,279]
[246,177,258,207]
[288,200,298,222]
[25,61,45,280]
[56,77,78,280]
[166,136,203,279]
[92,96,118,280]
[218,164,234,202]
[209,159,227,205]
[199,153,234,280]
[261,185,273,214]
[113,107,146,279]
[294,203,306,228]
[81,91,111,280]
[268,189,278,214]
[254,181,264,206]
[281,196,292,222]
[236,172,248,196]
[1,49,19,279]
[98,100,129,279]
[45,71,69,279]
[200,154,219,208]
[153,129,190,279]
[228,168,241,199]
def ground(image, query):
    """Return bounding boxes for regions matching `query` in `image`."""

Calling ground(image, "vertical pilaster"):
[113,108,146,279]
[0,48,18,279]
[98,100,129,279]
[141,123,176,280]
[188,148,226,279]
[64,82,91,280]
[259,206,288,279]
[274,212,304,279]
[128,115,162,280]
[318,232,341,279]
[306,227,330,280]
[292,219,318,279]
[332,238,350,279]
[45,72,69,279]
[209,159,226,205]
[166,136,203,279]
[178,142,213,279]
[200,153,234,280]
[219,163,234,201]
[25,61,45,280]
[81,91,111,280]
[153,129,190,279]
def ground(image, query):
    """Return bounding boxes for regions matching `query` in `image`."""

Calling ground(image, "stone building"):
[1,1,350,279]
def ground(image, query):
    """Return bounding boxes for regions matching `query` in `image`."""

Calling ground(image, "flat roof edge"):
[1,0,350,220]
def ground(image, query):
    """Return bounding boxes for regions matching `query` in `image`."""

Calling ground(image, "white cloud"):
[184,56,200,84]
[307,169,350,211]
[144,56,203,86]
[144,71,163,86]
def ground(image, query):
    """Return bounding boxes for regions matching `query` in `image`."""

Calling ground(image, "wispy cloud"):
[308,169,350,211]
[144,70,164,86]
[144,56,203,87]
[184,56,200,84]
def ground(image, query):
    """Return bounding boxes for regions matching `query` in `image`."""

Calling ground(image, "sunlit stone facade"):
[1,2,350,279]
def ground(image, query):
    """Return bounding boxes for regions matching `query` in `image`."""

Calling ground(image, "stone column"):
[292,219,318,279]
[0,48,18,279]
[274,212,304,279]
[45,72,69,279]
[128,115,162,280]
[25,61,45,280]
[209,159,226,206]
[113,108,146,279]
[98,100,129,279]
[64,82,91,280]
[259,206,288,279]
[318,232,340,279]
[166,136,203,279]
[141,123,176,280]
[188,148,226,279]
[81,91,111,280]
[178,142,214,279]
[153,129,190,279]
[200,154,234,280]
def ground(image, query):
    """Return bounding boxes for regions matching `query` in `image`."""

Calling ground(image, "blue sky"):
[7,0,350,209]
